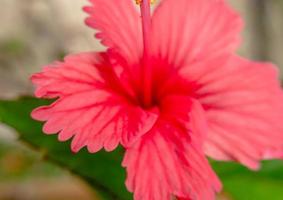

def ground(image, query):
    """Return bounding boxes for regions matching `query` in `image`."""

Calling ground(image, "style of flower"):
[31,0,283,199]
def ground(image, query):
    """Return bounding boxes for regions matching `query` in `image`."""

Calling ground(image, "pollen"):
[135,0,156,5]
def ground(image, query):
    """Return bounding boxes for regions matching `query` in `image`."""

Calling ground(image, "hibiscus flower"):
[31,0,283,199]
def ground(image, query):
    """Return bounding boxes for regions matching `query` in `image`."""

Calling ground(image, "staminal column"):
[139,0,153,108]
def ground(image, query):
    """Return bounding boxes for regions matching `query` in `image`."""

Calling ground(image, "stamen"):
[135,0,156,5]
[139,0,153,108]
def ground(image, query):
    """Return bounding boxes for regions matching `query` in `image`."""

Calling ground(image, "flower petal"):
[31,52,157,152]
[151,0,242,69]
[123,97,221,200]
[84,0,142,65]
[196,55,283,169]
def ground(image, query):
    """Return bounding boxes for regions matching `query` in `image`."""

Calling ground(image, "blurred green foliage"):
[212,160,283,200]
[0,97,283,200]
[0,141,62,181]
[0,39,26,56]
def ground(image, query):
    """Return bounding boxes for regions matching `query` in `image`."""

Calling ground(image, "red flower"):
[31,0,283,199]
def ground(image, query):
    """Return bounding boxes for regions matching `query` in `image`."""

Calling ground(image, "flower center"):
[132,0,196,110]
[104,0,196,111]
[134,60,197,111]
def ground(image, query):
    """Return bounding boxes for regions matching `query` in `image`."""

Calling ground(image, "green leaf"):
[212,160,283,200]
[0,96,131,200]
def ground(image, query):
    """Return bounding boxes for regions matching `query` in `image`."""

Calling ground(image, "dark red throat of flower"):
[139,0,155,109]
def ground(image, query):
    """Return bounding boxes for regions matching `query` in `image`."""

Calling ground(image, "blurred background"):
[0,0,283,199]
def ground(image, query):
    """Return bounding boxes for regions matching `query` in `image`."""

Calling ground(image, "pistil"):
[139,0,153,108]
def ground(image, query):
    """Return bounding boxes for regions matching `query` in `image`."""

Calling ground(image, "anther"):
[135,0,156,5]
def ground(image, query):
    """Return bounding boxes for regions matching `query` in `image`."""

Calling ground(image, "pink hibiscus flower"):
[31,0,283,199]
